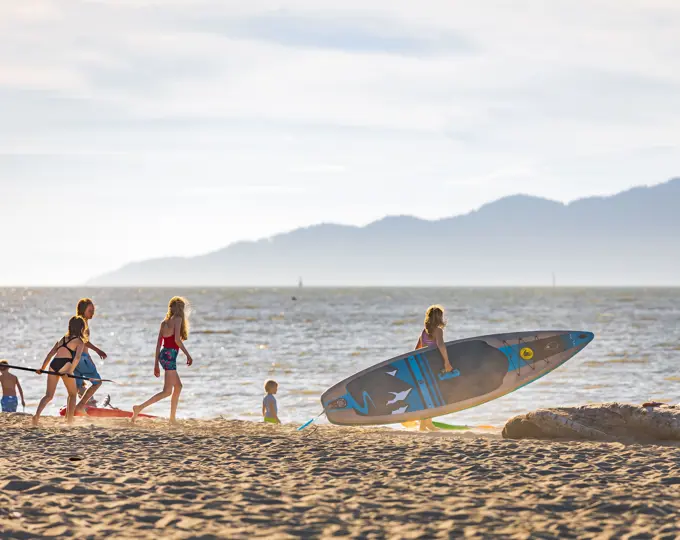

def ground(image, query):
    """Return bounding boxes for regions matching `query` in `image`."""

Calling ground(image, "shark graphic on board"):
[386,370,397,377]
[391,405,409,415]
[386,388,412,405]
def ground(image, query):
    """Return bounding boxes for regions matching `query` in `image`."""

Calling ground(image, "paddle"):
[3,364,115,383]
[298,410,326,431]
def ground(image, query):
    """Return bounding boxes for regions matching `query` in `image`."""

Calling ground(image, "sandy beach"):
[1,414,679,539]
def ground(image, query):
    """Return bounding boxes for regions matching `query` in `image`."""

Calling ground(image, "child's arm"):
[272,399,281,424]
[154,325,163,377]
[86,341,107,360]
[16,377,25,407]
[174,318,193,366]
[69,342,86,374]
[435,328,452,371]
[415,335,422,350]
[38,341,60,372]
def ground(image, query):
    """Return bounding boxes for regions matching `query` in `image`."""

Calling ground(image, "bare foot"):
[31,416,39,427]
[74,406,88,417]
[169,418,179,426]
[418,419,439,432]
[130,405,141,423]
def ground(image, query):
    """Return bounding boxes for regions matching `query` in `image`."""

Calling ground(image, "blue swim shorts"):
[73,351,102,389]
[1,395,18,413]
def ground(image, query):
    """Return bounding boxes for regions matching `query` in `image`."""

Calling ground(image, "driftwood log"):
[503,403,680,442]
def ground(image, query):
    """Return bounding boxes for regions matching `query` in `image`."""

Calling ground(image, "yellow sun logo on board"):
[520,347,534,360]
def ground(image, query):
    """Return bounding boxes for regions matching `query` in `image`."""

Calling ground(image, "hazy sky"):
[1,0,679,285]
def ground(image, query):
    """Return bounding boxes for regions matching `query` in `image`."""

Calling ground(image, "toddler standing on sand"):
[0,360,25,413]
[262,380,281,424]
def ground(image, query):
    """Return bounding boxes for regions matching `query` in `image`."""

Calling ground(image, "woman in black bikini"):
[32,316,88,426]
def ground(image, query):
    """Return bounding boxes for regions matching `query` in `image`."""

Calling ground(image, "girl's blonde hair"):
[76,298,93,338]
[424,304,446,336]
[264,380,278,393]
[165,296,189,340]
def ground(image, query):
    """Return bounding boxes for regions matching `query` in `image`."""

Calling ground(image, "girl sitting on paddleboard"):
[131,296,193,424]
[33,316,88,426]
[415,304,453,432]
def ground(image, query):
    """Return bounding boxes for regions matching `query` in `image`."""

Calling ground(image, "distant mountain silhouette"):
[89,178,680,286]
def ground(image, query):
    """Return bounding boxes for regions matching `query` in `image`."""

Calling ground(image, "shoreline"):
[2,414,680,538]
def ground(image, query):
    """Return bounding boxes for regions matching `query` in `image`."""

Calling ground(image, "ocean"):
[1,287,679,426]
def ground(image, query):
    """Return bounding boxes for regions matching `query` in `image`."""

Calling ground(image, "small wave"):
[391,319,417,326]
[287,389,323,396]
[655,343,680,350]
[646,397,673,403]
[582,360,603,367]
[606,357,649,364]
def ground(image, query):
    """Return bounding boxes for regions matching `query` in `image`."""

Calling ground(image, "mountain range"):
[89,178,680,286]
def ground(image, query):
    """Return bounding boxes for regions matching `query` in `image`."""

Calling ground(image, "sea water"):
[1,287,679,426]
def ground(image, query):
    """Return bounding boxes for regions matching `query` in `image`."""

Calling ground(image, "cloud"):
[289,164,347,174]
[450,166,541,187]
[1,1,680,284]
[185,185,308,196]
[195,10,475,56]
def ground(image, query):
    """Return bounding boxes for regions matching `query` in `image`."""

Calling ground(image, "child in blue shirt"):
[262,379,281,424]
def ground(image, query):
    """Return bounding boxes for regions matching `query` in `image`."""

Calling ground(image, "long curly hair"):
[165,296,189,340]
[66,316,89,343]
[424,304,446,337]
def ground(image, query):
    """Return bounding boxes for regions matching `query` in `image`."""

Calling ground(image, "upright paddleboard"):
[322,330,594,426]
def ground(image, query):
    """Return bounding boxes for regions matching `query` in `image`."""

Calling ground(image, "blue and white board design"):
[322,330,594,426]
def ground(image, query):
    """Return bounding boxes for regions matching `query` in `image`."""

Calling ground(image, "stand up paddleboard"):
[321,330,594,426]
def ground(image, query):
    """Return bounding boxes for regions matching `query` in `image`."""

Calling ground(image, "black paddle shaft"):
[1,364,114,383]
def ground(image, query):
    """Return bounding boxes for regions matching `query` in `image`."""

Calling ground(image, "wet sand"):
[1,414,679,539]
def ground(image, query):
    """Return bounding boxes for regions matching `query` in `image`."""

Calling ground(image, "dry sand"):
[1,414,680,539]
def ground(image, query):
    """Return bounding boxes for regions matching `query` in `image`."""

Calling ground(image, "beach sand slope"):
[1,414,679,539]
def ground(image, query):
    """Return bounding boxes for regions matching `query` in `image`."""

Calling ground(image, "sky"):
[1,0,679,285]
